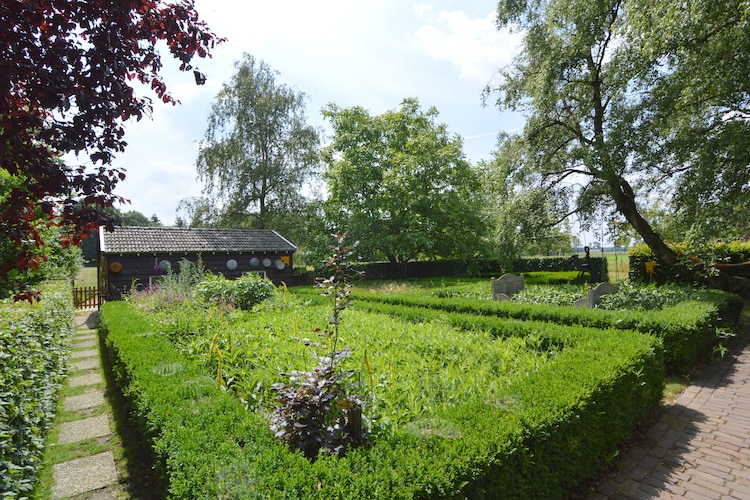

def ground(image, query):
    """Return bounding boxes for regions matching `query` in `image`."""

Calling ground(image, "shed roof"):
[99,226,297,254]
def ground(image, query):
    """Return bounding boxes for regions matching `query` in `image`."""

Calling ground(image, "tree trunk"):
[609,178,750,300]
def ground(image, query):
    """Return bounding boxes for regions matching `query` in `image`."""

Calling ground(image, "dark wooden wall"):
[102,251,295,299]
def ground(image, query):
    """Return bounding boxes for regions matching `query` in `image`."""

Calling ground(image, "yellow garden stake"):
[645,261,657,283]
[209,332,224,388]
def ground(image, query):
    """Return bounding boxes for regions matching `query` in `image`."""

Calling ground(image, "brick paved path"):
[589,324,750,499]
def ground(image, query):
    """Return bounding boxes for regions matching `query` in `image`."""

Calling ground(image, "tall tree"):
[195,53,320,229]
[1,0,222,299]
[322,98,486,272]
[480,133,573,270]
[485,0,750,297]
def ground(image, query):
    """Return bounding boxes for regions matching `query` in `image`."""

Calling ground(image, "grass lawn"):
[600,250,629,283]
[74,266,98,288]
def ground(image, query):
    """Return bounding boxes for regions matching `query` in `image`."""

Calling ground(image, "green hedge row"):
[99,300,663,498]
[344,257,608,282]
[629,242,750,283]
[336,288,741,376]
[512,256,608,282]
[0,281,73,497]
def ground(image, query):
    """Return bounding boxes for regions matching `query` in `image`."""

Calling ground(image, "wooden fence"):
[73,286,101,309]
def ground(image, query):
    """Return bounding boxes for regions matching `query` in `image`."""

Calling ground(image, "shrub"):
[344,285,740,375]
[629,241,750,283]
[0,281,73,496]
[98,298,663,498]
[194,273,274,310]
[270,233,367,459]
[597,282,702,310]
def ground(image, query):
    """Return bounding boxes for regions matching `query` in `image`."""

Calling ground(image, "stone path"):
[588,310,750,499]
[49,311,120,500]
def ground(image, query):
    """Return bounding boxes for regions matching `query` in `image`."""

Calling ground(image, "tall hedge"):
[0,281,73,497]
[352,256,607,282]
[629,242,750,284]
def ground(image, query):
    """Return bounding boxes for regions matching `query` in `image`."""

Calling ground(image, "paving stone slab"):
[75,312,99,330]
[71,358,100,371]
[58,414,111,444]
[63,390,105,412]
[74,339,98,349]
[72,348,99,359]
[51,451,117,499]
[68,372,103,387]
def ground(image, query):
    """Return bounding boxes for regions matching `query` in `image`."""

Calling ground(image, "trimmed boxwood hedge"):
[334,287,741,376]
[0,281,73,497]
[99,299,663,498]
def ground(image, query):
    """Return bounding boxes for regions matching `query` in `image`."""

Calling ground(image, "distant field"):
[602,251,629,282]
[74,267,97,288]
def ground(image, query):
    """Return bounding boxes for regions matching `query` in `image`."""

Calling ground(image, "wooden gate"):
[73,286,101,309]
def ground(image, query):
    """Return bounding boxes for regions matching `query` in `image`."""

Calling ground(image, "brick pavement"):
[589,319,750,499]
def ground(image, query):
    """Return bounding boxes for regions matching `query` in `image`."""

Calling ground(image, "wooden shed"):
[99,226,297,299]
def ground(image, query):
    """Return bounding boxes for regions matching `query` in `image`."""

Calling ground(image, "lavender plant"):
[270,233,367,459]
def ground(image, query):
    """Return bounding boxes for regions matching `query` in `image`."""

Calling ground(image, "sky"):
[92,0,527,226]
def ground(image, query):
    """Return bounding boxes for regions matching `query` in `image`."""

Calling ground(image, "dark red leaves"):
[0,0,224,295]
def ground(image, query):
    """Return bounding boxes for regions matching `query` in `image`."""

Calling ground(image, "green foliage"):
[486,0,750,294]
[479,153,574,269]
[514,256,608,283]
[347,284,740,375]
[598,283,702,311]
[0,224,82,300]
[0,282,73,496]
[322,98,486,266]
[193,273,274,310]
[629,242,750,284]
[193,53,320,230]
[512,285,587,306]
[270,233,367,459]
[98,294,664,498]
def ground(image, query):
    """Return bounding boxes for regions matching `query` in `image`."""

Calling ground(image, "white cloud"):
[86,1,527,224]
[413,9,520,84]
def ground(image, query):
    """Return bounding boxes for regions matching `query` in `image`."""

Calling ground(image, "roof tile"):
[100,226,297,254]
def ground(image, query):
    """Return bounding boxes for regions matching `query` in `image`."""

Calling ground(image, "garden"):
[90,244,741,498]
[0,244,745,498]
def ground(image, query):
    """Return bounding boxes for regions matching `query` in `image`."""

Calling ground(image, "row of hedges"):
[629,242,750,284]
[348,256,607,282]
[99,299,662,498]
[331,287,741,376]
[512,256,607,283]
[0,281,73,497]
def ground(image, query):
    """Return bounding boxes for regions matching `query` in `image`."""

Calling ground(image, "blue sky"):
[104,1,525,225]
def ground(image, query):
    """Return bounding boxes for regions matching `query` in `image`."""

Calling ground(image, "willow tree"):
[485,0,750,297]
[195,53,320,229]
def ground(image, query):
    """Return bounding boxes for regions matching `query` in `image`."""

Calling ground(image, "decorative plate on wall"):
[158,259,171,271]
[226,259,238,270]
[274,259,285,270]
[262,258,272,268]
[249,257,260,267]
